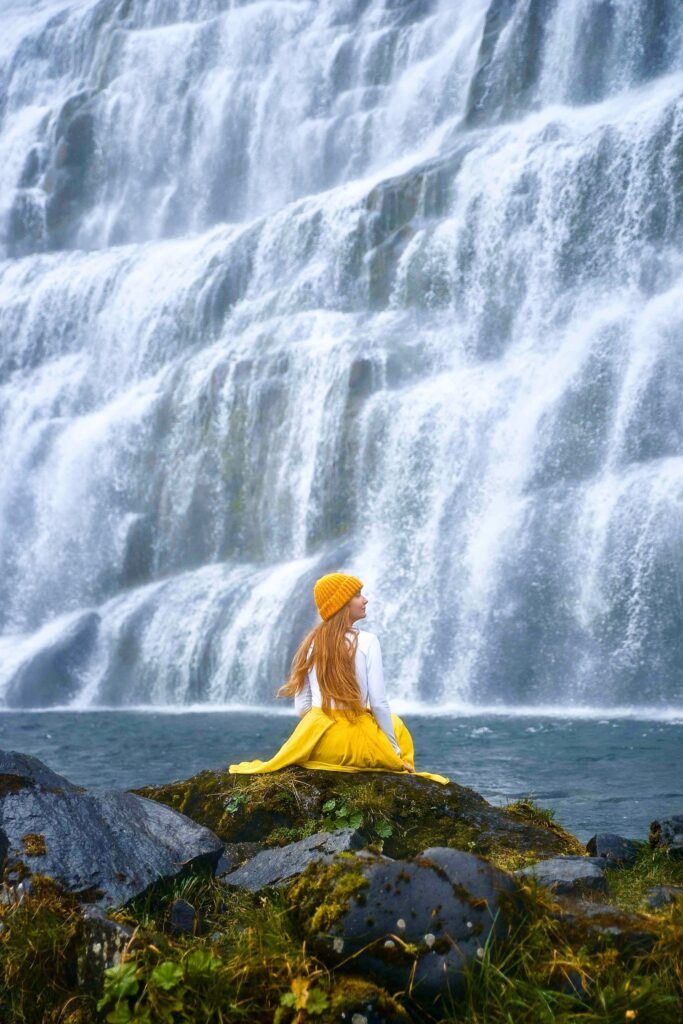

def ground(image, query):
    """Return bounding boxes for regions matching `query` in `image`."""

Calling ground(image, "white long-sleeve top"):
[294,628,400,756]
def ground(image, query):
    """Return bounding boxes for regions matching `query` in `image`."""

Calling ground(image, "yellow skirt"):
[228,707,450,785]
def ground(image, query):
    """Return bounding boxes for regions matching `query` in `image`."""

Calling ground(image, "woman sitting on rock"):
[229,572,449,784]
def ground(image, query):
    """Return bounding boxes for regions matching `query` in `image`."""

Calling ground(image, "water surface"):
[1,711,680,843]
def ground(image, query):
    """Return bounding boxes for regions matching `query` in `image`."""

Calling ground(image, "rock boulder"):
[516,855,608,895]
[77,905,139,994]
[137,765,584,867]
[289,846,522,1002]
[646,885,683,910]
[553,898,659,955]
[0,749,223,908]
[585,833,642,867]
[221,828,365,891]
[649,814,683,857]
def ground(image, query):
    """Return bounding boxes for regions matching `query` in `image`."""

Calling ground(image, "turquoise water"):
[0,712,681,843]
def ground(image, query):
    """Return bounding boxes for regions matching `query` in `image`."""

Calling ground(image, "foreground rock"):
[646,885,683,910]
[553,898,659,955]
[136,765,584,869]
[0,749,223,907]
[650,813,683,857]
[516,855,608,895]
[170,898,198,935]
[586,833,642,867]
[288,847,522,1001]
[78,904,139,993]
[221,827,365,891]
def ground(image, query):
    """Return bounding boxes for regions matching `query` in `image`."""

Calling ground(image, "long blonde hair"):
[277,600,364,720]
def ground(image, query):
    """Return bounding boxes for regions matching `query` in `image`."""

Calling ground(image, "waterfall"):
[1,0,682,709]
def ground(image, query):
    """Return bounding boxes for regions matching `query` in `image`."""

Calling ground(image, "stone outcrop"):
[0,752,681,1020]
[552,898,659,955]
[0,749,223,907]
[646,885,683,910]
[135,765,584,868]
[77,904,140,994]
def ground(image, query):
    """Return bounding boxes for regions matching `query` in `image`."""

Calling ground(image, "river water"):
[1,709,680,842]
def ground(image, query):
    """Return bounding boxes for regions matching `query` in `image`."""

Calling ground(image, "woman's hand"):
[401,759,415,773]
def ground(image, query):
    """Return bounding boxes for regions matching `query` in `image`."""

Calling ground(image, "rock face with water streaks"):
[0,749,223,907]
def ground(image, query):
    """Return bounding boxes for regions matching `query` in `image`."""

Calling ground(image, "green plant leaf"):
[347,811,363,829]
[375,820,393,838]
[335,805,349,818]
[306,988,330,1015]
[150,961,184,991]
[225,792,247,814]
[185,949,222,974]
[99,962,139,1004]
[321,798,336,812]
[279,992,297,1008]
[104,1003,134,1024]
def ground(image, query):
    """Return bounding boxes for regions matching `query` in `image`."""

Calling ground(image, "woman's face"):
[347,588,368,624]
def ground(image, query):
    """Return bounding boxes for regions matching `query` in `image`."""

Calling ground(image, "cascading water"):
[1,0,682,710]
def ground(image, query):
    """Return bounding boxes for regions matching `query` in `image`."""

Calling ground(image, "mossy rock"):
[285,846,524,1004]
[135,767,583,872]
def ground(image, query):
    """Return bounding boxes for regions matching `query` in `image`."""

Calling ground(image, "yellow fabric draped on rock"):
[228,707,450,785]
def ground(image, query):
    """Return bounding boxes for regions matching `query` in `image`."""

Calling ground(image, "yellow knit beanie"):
[313,572,364,621]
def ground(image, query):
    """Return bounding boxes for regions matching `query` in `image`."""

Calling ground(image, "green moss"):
[266,820,320,846]
[0,773,35,798]
[97,879,348,1024]
[21,832,47,856]
[324,976,409,1022]
[1,868,336,1023]
[287,857,370,935]
[136,767,581,873]
[2,849,683,1022]
[446,880,683,1024]
[505,798,585,855]
[486,845,546,874]
[506,797,558,826]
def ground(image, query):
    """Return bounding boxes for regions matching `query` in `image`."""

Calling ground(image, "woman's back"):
[295,628,400,754]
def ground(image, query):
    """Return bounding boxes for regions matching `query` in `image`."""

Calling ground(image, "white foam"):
[1,701,681,723]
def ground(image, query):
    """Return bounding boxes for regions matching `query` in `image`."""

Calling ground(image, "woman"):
[229,572,449,784]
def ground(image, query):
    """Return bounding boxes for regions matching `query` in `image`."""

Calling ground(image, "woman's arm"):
[294,676,312,718]
[366,634,401,756]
